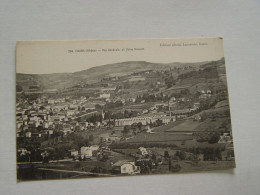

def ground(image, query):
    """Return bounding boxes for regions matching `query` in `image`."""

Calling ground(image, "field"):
[194,118,229,132]
[152,119,223,133]
[163,84,192,94]
[123,132,193,144]
[164,120,201,132]
[111,149,138,158]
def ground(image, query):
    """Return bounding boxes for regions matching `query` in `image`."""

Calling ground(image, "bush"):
[171,164,181,172]
[74,162,81,168]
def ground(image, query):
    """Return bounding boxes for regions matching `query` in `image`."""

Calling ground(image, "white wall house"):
[80,145,99,159]
[113,160,140,174]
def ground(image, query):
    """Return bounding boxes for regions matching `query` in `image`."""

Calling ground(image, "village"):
[16,60,235,180]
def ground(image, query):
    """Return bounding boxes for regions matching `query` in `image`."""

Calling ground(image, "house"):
[115,115,173,127]
[34,121,40,128]
[48,99,55,104]
[100,87,116,92]
[142,109,148,114]
[218,133,232,144]
[138,147,148,156]
[80,147,92,159]
[25,132,32,138]
[16,122,23,129]
[90,145,99,151]
[194,102,200,108]
[129,98,136,103]
[17,148,31,156]
[32,133,42,138]
[29,116,38,121]
[161,116,174,124]
[16,131,22,137]
[22,115,28,120]
[193,115,201,121]
[45,130,54,135]
[55,98,65,103]
[80,145,99,159]
[41,151,49,159]
[112,160,140,174]
[108,135,120,142]
[100,93,110,99]
[221,149,235,161]
[70,149,79,157]
[62,129,72,136]
[197,154,204,161]
[66,110,75,116]
[199,94,211,99]
[171,109,191,118]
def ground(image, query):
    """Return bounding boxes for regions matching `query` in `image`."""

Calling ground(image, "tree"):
[169,159,172,170]
[101,154,109,162]
[124,110,129,118]
[39,106,45,111]
[208,133,220,144]
[16,85,23,92]
[155,119,163,127]
[123,81,130,89]
[171,164,181,172]
[122,125,130,135]
[179,150,186,160]
[99,137,103,144]
[137,122,143,130]
[95,104,103,111]
[180,89,190,95]
[89,134,94,142]
[74,162,81,168]
[165,75,175,88]
[151,153,157,161]
[164,150,170,159]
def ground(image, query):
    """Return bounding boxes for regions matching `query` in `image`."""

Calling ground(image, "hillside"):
[16,59,222,91]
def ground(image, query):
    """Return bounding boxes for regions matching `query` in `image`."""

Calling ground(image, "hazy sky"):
[16,38,224,74]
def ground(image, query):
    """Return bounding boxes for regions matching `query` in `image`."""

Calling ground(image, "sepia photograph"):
[16,38,235,181]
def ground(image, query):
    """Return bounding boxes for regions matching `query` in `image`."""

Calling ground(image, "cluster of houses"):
[69,145,101,160]
[16,85,205,140]
[68,145,144,175]
[199,89,212,99]
[16,95,108,138]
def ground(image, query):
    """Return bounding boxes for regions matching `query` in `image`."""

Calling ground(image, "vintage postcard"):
[16,38,235,181]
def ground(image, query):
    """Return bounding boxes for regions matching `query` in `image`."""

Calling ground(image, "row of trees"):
[187,147,224,161]
[121,122,144,135]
